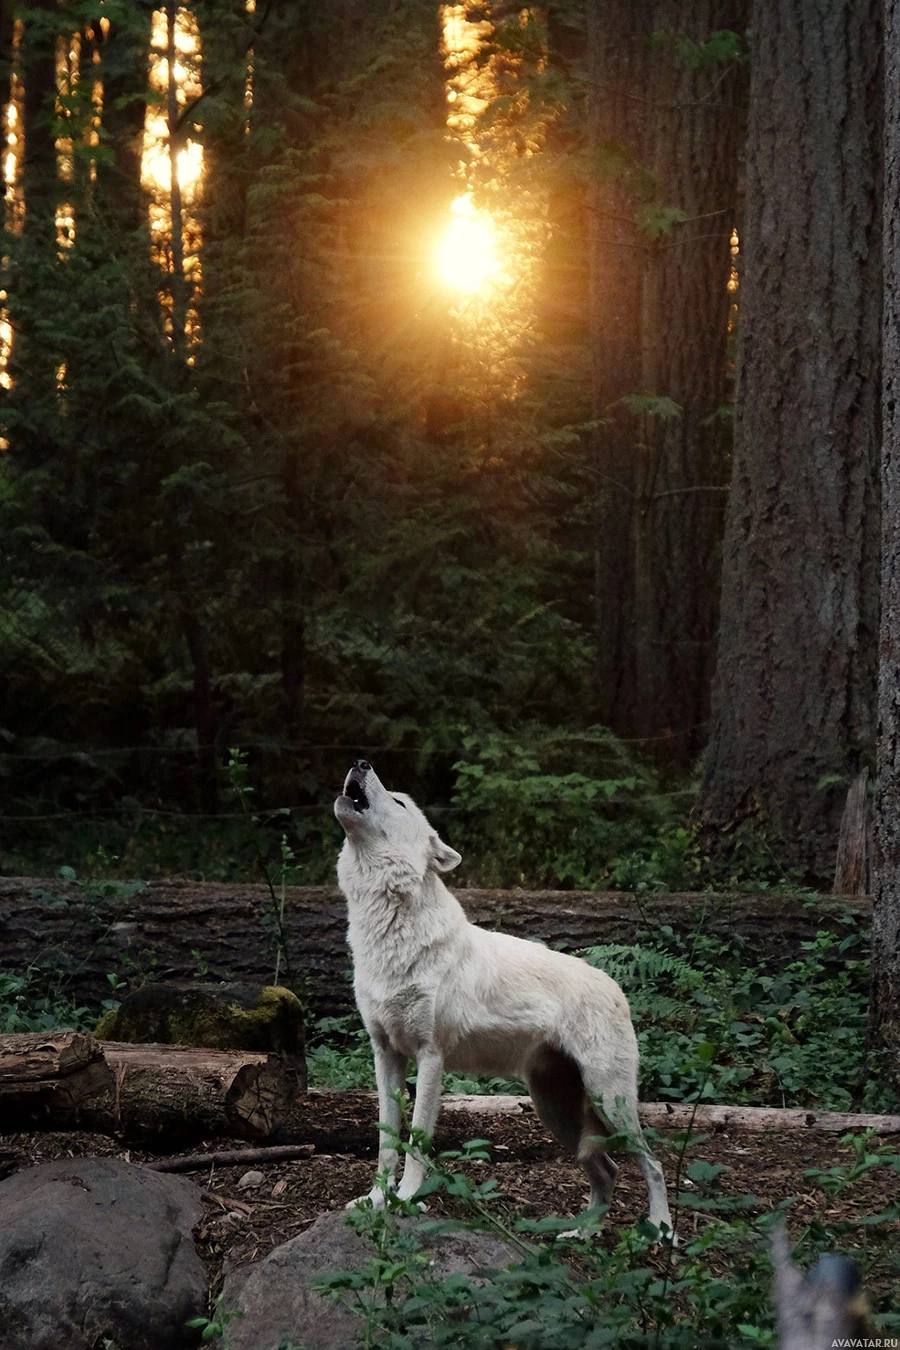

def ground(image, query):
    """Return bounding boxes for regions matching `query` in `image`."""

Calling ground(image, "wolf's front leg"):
[348,1040,407,1209]
[395,1046,444,1202]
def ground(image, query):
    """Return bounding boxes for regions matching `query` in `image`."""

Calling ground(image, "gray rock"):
[222,1208,517,1350]
[0,1156,207,1350]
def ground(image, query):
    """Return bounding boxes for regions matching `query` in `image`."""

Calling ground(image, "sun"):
[437,194,498,293]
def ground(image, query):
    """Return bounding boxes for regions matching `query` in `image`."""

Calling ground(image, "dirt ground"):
[2,1093,899,1307]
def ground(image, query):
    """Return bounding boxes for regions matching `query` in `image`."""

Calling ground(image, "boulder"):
[0,1157,207,1350]
[222,1208,517,1350]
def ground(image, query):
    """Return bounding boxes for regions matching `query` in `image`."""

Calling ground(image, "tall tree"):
[697,0,882,876]
[584,1,746,750]
[873,0,900,1091]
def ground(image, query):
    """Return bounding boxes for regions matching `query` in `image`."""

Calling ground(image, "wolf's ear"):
[428,834,462,873]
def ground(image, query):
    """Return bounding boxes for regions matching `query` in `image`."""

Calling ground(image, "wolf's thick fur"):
[334,760,673,1234]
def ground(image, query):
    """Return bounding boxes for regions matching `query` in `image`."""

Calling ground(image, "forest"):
[1,1,900,1347]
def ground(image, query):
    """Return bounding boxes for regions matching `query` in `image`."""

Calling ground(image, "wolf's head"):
[334,760,462,876]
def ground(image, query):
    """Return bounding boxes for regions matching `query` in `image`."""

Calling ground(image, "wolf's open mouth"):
[346,778,369,812]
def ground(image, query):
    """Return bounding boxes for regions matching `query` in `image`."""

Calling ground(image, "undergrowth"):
[306,1127,900,1349]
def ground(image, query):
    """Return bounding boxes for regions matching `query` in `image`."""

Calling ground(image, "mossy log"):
[0,1033,300,1140]
[0,878,871,1018]
[94,982,306,1086]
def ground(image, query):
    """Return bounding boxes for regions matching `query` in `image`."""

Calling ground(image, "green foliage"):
[186,1299,244,1343]
[0,968,90,1033]
[634,204,690,240]
[582,922,894,1113]
[653,28,744,70]
[307,1015,378,1091]
[447,724,675,887]
[310,1130,900,1348]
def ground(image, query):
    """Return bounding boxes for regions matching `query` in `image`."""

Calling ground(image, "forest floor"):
[2,1093,899,1305]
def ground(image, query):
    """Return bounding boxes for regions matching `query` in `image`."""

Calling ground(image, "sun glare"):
[438,194,497,293]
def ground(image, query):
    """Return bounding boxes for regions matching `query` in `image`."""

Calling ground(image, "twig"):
[147,1143,315,1174]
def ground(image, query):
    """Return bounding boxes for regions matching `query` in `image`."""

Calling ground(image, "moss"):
[94,982,306,1071]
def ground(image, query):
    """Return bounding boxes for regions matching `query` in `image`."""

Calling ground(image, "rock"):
[222,1208,516,1350]
[237,1169,265,1190]
[0,1156,207,1350]
[94,981,306,1084]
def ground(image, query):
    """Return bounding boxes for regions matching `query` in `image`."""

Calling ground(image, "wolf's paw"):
[394,1187,428,1212]
[345,1184,393,1211]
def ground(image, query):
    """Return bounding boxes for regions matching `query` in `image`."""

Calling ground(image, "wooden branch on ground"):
[0,1033,301,1140]
[148,1142,316,1173]
[0,878,873,1018]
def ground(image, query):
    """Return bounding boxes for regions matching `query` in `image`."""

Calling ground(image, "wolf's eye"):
[393,798,407,809]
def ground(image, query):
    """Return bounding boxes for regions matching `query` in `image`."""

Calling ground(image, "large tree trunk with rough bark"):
[872,0,900,1092]
[698,0,882,877]
[641,2,746,753]
[0,877,870,1019]
[585,1,746,749]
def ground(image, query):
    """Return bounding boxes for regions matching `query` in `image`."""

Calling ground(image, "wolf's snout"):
[342,760,372,813]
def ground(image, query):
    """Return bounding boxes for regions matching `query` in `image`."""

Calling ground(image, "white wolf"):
[334,759,674,1236]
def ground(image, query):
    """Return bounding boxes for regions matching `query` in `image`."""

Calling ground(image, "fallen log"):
[98,1042,299,1140]
[432,1094,900,1135]
[0,878,872,1018]
[0,1030,113,1116]
[292,1089,900,1138]
[0,1033,300,1140]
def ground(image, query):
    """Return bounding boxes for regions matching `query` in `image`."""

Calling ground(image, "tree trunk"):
[698,0,882,877]
[167,538,219,812]
[94,2,153,236]
[833,768,870,896]
[7,0,60,443]
[642,2,746,752]
[281,444,306,743]
[165,0,188,351]
[585,2,746,748]
[585,0,645,726]
[0,877,871,1020]
[872,0,900,1092]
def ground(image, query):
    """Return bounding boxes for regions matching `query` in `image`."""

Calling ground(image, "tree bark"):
[698,0,882,877]
[872,0,900,1092]
[641,2,746,752]
[833,768,870,895]
[0,877,871,1019]
[585,2,746,748]
[585,0,646,727]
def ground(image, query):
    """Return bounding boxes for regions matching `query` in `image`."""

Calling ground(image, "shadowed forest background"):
[0,0,880,896]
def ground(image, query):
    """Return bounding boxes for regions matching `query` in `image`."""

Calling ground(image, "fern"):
[580,943,705,993]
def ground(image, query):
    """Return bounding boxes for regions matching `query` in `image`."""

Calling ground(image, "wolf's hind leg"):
[526,1045,618,1210]
[588,1077,674,1238]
